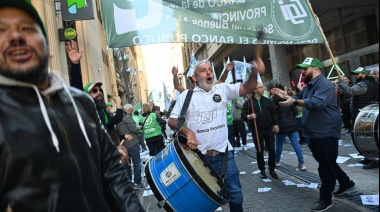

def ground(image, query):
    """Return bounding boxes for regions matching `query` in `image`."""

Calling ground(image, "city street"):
[136,130,379,212]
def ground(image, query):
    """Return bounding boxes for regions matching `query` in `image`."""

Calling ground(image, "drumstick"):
[250,96,261,153]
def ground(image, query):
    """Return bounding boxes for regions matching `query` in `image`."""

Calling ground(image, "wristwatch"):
[294,99,299,106]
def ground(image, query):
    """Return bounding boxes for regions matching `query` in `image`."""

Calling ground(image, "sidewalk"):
[136,131,379,212]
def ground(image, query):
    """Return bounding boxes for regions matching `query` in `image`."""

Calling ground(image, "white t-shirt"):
[170,83,241,154]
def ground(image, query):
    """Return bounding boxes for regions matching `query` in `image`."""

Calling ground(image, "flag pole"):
[306,0,342,78]
[251,28,265,153]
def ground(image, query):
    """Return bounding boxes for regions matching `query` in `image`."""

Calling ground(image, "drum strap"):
[220,146,228,181]
[175,89,193,131]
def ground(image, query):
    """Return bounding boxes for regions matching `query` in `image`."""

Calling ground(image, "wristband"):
[294,99,299,106]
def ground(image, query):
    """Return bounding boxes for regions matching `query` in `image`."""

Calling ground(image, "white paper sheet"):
[336,156,350,164]
[258,187,272,192]
[307,183,318,189]
[143,190,154,196]
[360,195,379,205]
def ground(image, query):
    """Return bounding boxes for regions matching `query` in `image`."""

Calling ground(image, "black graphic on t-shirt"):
[213,94,222,103]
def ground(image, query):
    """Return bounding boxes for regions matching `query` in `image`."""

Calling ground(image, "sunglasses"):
[91,88,103,93]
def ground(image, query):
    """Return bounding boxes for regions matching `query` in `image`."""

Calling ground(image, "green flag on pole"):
[133,101,142,113]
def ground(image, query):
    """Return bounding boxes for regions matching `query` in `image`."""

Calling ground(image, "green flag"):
[133,101,142,113]
[100,0,324,47]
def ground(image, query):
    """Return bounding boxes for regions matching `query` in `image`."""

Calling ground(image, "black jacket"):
[0,74,144,212]
[352,77,378,113]
[242,96,279,130]
[272,96,298,134]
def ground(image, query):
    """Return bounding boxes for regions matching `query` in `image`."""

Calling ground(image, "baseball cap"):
[351,67,369,75]
[83,82,103,94]
[296,57,323,69]
[0,0,47,39]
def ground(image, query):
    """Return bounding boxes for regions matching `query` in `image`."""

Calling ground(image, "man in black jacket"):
[0,1,144,211]
[338,67,378,169]
[242,83,280,179]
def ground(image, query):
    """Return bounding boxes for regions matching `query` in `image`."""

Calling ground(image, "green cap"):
[83,82,102,94]
[0,0,47,39]
[296,57,323,69]
[351,67,369,75]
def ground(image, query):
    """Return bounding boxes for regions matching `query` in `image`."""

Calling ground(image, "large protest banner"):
[100,0,324,47]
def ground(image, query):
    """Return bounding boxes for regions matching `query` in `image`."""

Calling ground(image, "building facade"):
[183,1,379,89]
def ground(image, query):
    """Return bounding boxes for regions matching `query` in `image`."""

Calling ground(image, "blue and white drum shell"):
[145,136,229,212]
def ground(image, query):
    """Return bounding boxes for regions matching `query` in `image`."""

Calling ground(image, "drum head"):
[175,135,229,204]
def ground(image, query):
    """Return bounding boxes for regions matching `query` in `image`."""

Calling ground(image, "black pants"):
[233,119,247,146]
[252,128,275,171]
[341,108,351,130]
[146,135,165,156]
[309,137,351,203]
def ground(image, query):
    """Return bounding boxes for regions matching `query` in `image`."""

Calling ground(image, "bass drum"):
[145,135,229,212]
[353,104,379,161]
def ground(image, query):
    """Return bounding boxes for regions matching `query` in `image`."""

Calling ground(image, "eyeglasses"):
[91,88,103,93]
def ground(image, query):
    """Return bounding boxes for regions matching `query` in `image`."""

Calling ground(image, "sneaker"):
[311,200,333,211]
[260,170,267,179]
[133,183,145,190]
[297,164,306,171]
[300,142,308,146]
[243,145,248,151]
[275,162,281,167]
[269,170,278,179]
[363,161,379,169]
[332,180,355,196]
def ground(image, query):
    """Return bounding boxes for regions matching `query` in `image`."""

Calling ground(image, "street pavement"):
[134,130,379,212]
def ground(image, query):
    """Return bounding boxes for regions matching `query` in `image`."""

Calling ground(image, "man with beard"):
[0,1,144,211]
[272,58,354,212]
[168,59,265,212]
[338,67,378,169]
[83,82,123,136]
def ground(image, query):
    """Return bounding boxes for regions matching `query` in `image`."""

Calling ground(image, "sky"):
[140,43,184,103]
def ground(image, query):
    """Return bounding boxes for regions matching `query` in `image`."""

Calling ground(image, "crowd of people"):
[0,1,378,212]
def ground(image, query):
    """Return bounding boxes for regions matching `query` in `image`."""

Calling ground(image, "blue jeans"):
[276,132,304,165]
[309,137,351,202]
[205,151,243,212]
[123,143,142,184]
